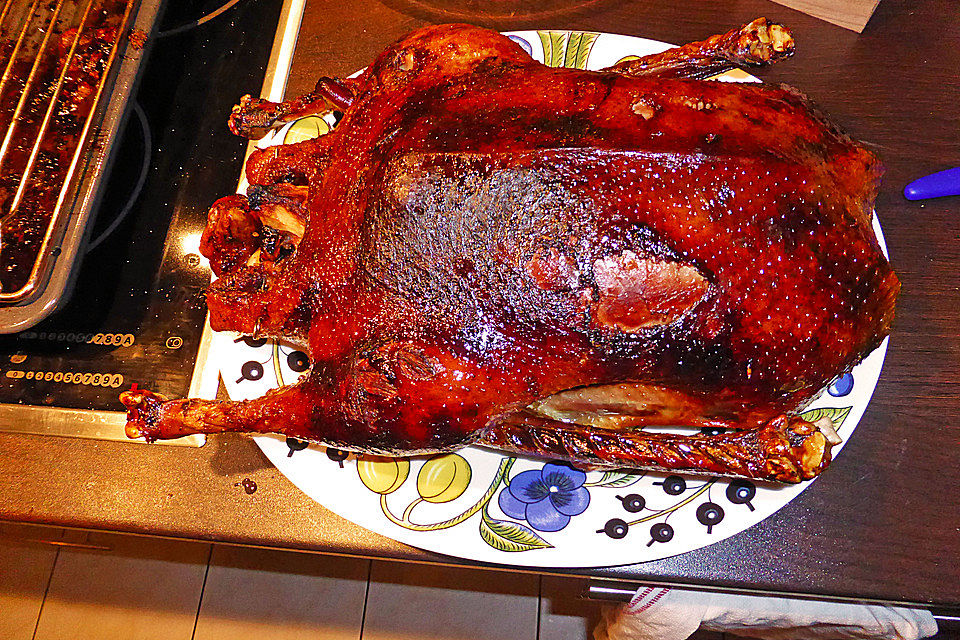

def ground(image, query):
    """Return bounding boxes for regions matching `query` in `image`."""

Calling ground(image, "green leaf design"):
[800,406,853,429]
[549,32,567,67]
[480,513,553,552]
[537,31,553,66]
[563,31,599,69]
[588,471,643,488]
[563,32,584,68]
[538,30,570,67]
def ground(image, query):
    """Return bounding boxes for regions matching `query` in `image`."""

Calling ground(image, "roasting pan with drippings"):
[0,0,157,331]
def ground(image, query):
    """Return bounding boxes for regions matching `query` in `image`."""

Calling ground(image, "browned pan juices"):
[0,0,133,301]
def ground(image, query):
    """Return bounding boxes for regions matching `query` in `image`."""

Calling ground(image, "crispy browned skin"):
[122,22,898,482]
[487,414,831,483]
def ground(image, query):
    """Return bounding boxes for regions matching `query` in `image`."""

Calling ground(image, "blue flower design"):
[498,462,590,532]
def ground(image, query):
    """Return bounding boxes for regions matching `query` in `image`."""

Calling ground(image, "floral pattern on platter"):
[229,279,861,559]
[499,462,591,532]
[222,317,867,563]
[207,29,892,568]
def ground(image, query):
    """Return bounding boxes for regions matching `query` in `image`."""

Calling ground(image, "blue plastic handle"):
[904,167,960,200]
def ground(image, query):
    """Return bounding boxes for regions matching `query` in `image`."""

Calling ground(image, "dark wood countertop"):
[2,0,959,608]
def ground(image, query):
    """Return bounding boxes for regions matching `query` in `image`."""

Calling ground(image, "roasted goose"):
[122,20,899,483]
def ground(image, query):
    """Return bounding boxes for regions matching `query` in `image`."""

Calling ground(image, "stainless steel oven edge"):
[0,402,203,446]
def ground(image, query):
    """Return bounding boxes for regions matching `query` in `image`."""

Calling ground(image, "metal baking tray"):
[0,0,162,332]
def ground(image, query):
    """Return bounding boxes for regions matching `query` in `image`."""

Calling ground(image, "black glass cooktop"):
[0,0,284,413]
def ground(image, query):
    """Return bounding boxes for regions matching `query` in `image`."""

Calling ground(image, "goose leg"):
[604,18,795,80]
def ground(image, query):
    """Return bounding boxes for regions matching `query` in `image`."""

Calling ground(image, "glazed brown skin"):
[122,22,899,482]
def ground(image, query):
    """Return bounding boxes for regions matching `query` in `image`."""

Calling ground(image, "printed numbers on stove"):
[6,370,125,387]
[87,333,135,347]
[17,332,137,346]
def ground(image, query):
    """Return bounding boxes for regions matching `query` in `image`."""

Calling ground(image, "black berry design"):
[696,502,725,533]
[236,336,267,348]
[236,360,264,383]
[647,522,674,546]
[699,427,727,436]
[599,518,629,539]
[655,475,687,495]
[597,479,717,544]
[726,480,756,511]
[286,437,309,457]
[617,494,646,513]
[326,447,349,467]
[287,350,310,372]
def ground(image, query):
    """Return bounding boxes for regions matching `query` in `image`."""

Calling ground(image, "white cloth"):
[594,587,938,640]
